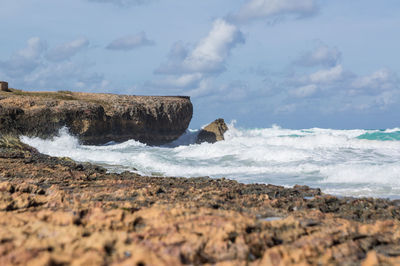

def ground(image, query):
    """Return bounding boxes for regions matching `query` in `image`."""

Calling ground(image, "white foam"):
[20,124,400,198]
[384,127,400,133]
[320,163,400,186]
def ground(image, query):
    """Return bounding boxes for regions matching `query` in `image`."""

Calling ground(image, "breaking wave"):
[21,123,400,199]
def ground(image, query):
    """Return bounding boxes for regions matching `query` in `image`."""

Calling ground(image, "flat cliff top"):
[1,137,400,265]
[0,89,190,112]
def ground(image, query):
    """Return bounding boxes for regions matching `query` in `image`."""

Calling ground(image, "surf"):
[21,123,400,199]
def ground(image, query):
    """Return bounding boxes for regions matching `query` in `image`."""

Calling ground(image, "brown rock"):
[1,140,400,265]
[0,81,10,92]
[196,118,228,144]
[362,251,380,266]
[0,89,193,145]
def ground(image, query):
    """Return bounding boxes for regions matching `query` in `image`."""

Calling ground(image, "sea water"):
[21,122,400,199]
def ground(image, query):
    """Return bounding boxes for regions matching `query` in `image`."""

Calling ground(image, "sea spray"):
[21,124,400,199]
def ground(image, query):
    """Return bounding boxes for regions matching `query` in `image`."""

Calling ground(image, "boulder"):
[0,81,10,92]
[0,89,193,145]
[196,118,228,144]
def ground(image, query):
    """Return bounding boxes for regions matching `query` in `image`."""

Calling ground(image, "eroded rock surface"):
[196,118,228,144]
[1,137,400,265]
[0,89,193,145]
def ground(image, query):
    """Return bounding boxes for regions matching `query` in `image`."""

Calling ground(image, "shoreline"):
[1,136,400,265]
[88,163,400,201]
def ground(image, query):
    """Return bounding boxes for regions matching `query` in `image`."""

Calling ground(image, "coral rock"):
[1,136,400,265]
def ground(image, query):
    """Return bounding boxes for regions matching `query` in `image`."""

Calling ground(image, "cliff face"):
[0,90,193,145]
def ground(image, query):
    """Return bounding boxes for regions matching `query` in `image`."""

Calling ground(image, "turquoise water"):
[357,131,400,141]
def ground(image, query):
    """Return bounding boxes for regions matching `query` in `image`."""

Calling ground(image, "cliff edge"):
[0,89,193,145]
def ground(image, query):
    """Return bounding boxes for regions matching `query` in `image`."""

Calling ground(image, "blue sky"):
[1,0,400,129]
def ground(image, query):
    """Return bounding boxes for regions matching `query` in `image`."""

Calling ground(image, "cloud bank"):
[279,45,400,114]
[46,38,89,62]
[0,37,47,78]
[0,37,108,91]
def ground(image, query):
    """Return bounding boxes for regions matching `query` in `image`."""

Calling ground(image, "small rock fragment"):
[196,118,228,144]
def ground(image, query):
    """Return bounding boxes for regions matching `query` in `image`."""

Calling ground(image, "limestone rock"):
[0,89,193,145]
[1,143,400,265]
[196,118,228,144]
[0,81,10,92]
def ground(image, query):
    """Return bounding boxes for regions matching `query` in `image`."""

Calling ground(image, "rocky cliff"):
[0,89,193,145]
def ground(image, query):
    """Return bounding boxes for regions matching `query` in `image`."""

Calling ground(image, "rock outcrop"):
[1,138,400,265]
[0,89,193,145]
[196,118,228,144]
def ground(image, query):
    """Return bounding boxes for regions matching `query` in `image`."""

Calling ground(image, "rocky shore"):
[1,136,400,265]
[0,88,192,145]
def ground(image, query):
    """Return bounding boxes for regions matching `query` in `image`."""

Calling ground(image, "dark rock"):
[0,89,193,145]
[196,118,228,144]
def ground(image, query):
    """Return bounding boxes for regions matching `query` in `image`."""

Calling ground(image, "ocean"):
[21,122,400,199]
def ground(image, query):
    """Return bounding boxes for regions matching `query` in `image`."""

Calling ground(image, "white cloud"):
[157,19,244,75]
[284,63,400,114]
[309,65,343,83]
[351,69,398,91]
[0,37,47,77]
[186,78,214,98]
[0,37,109,91]
[295,44,341,67]
[23,60,109,91]
[17,37,47,59]
[218,81,248,101]
[154,42,188,75]
[151,73,203,89]
[46,38,89,62]
[153,19,244,98]
[375,91,398,109]
[234,0,319,22]
[182,19,244,73]
[343,89,399,112]
[106,32,154,51]
[290,84,317,98]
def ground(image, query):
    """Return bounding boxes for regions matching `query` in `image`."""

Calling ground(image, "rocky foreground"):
[0,88,192,145]
[0,137,400,265]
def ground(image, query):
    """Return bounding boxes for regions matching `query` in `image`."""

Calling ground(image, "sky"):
[1,0,400,129]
